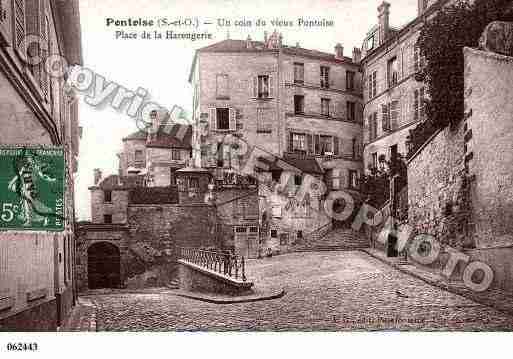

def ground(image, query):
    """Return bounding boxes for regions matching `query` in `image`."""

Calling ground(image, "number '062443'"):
[6,343,38,351]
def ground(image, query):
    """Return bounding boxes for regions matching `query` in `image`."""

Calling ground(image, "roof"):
[129,186,179,205]
[189,39,357,82]
[257,154,324,175]
[146,124,192,149]
[123,130,148,141]
[282,154,324,175]
[95,174,145,190]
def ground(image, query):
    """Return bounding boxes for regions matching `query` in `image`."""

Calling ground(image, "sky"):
[76,0,418,220]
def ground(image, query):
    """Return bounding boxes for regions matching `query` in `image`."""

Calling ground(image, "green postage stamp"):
[0,146,65,231]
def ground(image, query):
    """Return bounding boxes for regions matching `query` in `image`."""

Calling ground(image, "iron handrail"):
[178,247,247,282]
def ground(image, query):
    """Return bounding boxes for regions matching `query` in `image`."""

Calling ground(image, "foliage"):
[361,155,407,209]
[407,0,513,158]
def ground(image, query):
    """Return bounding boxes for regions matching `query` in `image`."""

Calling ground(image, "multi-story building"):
[361,0,453,172]
[189,32,365,251]
[0,0,82,330]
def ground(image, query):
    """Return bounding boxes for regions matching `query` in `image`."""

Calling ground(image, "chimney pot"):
[378,1,391,45]
[352,47,362,64]
[335,43,344,59]
[93,168,102,185]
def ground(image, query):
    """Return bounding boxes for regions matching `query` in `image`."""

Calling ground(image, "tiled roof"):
[257,154,324,175]
[146,124,192,149]
[123,130,147,141]
[98,174,145,190]
[197,39,355,64]
[129,186,179,204]
[282,154,324,175]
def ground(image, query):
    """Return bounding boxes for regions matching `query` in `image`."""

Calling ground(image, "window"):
[367,35,376,51]
[348,170,358,189]
[104,190,112,203]
[368,71,377,99]
[294,175,302,186]
[272,205,282,218]
[210,107,235,131]
[372,153,378,169]
[346,71,355,91]
[369,112,378,141]
[257,75,270,98]
[382,104,391,131]
[413,45,423,73]
[390,100,399,129]
[253,74,274,98]
[171,149,181,161]
[235,227,247,233]
[170,169,177,185]
[103,214,112,224]
[414,87,426,121]
[294,62,304,84]
[347,101,356,122]
[216,108,230,130]
[216,74,229,98]
[320,66,330,88]
[189,177,199,189]
[321,98,331,117]
[257,108,272,133]
[388,57,399,88]
[271,229,278,238]
[319,135,333,154]
[135,150,144,162]
[294,95,304,115]
[249,227,258,233]
[291,132,307,153]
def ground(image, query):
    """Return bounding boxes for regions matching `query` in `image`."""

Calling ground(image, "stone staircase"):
[295,227,370,252]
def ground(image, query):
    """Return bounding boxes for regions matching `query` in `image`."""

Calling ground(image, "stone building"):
[189,32,365,252]
[361,0,454,172]
[0,0,82,330]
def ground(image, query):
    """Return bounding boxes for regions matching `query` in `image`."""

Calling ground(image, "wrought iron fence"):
[178,247,247,282]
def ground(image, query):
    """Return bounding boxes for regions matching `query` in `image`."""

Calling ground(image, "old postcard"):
[1,0,513,356]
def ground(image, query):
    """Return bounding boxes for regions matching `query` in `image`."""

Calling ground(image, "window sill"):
[216,96,230,100]
[257,130,272,134]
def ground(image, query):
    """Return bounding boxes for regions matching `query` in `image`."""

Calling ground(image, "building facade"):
[189,32,365,252]
[0,0,82,330]
[361,0,453,173]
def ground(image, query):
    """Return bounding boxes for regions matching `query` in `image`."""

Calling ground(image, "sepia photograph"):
[1,0,513,357]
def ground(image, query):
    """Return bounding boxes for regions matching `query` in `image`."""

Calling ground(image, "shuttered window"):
[382,104,391,131]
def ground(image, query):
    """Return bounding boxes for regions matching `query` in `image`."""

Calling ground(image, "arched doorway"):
[87,242,120,289]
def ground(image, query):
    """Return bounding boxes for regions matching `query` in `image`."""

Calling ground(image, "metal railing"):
[178,247,247,282]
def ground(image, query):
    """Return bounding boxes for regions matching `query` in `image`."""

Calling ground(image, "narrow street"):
[86,251,513,331]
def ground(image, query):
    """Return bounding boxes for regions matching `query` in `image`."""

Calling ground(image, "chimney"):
[295,41,300,48]
[264,31,268,44]
[418,0,428,16]
[334,43,344,60]
[278,33,283,48]
[246,35,252,49]
[352,47,362,64]
[378,1,391,45]
[93,168,102,185]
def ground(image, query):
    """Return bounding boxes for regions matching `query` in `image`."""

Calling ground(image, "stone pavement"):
[67,251,513,331]
[363,247,513,318]
[60,297,97,332]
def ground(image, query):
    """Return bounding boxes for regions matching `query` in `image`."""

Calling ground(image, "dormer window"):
[367,35,376,51]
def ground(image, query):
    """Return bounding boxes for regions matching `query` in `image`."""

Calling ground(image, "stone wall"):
[407,122,468,248]
[464,47,513,249]
[90,189,129,224]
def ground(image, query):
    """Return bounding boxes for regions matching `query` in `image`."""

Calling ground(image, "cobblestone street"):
[87,251,513,331]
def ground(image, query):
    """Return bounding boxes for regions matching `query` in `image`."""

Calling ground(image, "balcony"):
[286,111,361,125]
[285,81,362,97]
